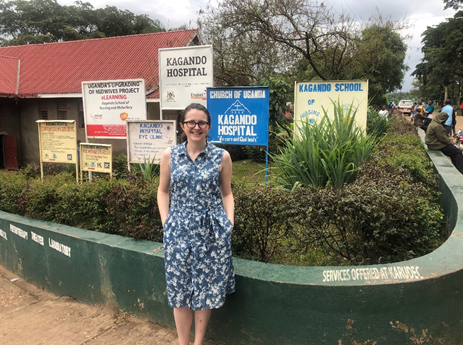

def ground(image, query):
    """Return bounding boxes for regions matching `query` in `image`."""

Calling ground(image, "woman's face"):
[180,108,211,143]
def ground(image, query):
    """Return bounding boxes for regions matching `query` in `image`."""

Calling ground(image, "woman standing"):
[157,103,235,345]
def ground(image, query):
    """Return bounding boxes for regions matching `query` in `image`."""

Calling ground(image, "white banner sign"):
[127,120,177,164]
[159,45,213,110]
[82,79,147,139]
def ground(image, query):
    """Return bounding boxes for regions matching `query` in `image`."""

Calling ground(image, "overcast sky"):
[60,0,457,92]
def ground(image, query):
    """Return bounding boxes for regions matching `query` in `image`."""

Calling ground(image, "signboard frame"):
[79,143,112,182]
[158,45,213,113]
[37,120,78,182]
[206,86,270,181]
[126,120,177,169]
[81,79,147,139]
[294,80,369,133]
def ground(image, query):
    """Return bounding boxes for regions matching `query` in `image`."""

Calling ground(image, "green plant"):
[0,114,446,267]
[367,106,391,138]
[0,172,28,214]
[289,162,444,265]
[138,155,159,182]
[233,186,297,263]
[272,100,375,189]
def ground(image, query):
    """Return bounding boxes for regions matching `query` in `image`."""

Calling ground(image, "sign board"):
[159,45,213,110]
[80,143,112,178]
[126,120,177,164]
[37,120,78,163]
[82,79,147,139]
[294,80,369,131]
[37,120,79,182]
[207,86,270,146]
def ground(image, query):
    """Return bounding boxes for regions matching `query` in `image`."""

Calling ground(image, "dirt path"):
[0,264,214,345]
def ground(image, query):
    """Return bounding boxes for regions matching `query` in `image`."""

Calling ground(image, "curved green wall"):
[0,132,462,344]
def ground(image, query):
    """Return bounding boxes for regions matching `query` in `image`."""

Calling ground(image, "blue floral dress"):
[163,141,235,310]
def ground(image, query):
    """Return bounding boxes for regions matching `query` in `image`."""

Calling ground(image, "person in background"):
[441,99,454,137]
[414,108,428,131]
[417,99,424,116]
[378,105,389,120]
[425,111,463,175]
[425,100,434,116]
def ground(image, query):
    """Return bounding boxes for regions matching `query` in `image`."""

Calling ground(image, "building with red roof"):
[0,29,200,167]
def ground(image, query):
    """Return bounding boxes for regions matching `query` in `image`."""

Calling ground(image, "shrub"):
[367,106,391,138]
[272,100,376,189]
[0,172,28,214]
[0,113,446,266]
[289,162,444,265]
[233,186,297,263]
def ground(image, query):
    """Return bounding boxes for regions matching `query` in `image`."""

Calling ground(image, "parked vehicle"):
[398,100,414,115]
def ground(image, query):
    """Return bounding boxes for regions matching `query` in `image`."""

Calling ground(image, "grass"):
[232,159,271,185]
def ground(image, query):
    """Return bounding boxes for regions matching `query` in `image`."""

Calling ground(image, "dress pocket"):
[211,208,233,241]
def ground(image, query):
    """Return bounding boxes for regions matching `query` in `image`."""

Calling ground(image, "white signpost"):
[158,45,213,113]
[126,120,177,167]
[294,80,369,131]
[81,79,147,139]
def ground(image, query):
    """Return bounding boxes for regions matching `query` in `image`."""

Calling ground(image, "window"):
[39,101,48,120]
[58,102,67,120]
[78,102,85,128]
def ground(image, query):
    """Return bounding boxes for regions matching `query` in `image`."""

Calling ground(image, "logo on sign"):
[90,113,103,122]
[104,162,110,169]
[166,91,175,102]
[67,154,72,161]
[191,90,207,101]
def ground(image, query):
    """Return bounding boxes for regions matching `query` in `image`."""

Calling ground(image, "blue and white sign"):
[207,87,269,146]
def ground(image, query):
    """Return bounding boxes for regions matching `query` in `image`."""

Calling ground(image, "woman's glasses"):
[183,121,210,129]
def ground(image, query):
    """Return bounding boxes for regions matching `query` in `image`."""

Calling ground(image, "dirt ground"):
[0,264,215,345]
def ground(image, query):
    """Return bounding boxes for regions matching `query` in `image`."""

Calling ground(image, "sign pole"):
[80,142,83,184]
[37,121,44,181]
[73,122,78,183]
[265,144,269,185]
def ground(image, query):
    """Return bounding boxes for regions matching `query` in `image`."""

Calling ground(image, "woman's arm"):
[220,151,234,225]
[157,148,171,226]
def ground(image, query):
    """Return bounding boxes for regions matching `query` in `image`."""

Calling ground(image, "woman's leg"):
[193,309,212,345]
[173,307,193,345]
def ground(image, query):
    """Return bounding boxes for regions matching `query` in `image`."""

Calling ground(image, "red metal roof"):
[0,29,198,97]
[0,56,19,96]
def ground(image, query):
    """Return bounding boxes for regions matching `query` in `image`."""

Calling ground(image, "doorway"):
[0,135,18,170]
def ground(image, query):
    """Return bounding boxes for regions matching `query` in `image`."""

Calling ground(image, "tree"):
[443,0,463,10]
[347,25,408,107]
[198,0,359,83]
[0,0,165,46]
[258,76,293,137]
[412,11,463,104]
[198,0,409,107]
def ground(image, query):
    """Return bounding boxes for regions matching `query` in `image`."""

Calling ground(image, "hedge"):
[0,117,445,266]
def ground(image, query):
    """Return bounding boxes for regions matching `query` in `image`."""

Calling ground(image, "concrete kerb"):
[0,132,462,344]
